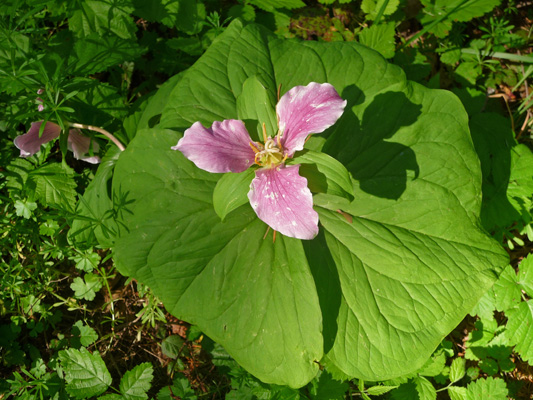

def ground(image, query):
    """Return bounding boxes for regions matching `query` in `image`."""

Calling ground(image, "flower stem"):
[69,122,126,151]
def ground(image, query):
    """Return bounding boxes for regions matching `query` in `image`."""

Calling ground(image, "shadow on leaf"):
[325,89,421,200]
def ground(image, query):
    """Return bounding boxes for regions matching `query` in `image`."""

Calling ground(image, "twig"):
[70,122,126,151]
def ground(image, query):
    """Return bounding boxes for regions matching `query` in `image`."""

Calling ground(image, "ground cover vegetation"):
[1,0,533,398]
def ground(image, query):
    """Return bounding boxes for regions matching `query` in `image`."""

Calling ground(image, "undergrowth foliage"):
[1,0,533,399]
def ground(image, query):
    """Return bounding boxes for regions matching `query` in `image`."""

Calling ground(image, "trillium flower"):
[14,121,101,164]
[173,82,347,240]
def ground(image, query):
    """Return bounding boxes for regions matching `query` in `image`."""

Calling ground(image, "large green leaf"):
[114,128,322,387]
[70,75,183,249]
[112,20,507,386]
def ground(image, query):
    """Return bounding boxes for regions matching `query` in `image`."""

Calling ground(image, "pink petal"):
[14,121,61,157]
[277,82,347,156]
[68,129,101,164]
[248,164,319,240]
[172,120,257,173]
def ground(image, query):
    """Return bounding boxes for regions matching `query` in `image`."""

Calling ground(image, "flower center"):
[256,137,284,167]
[249,123,286,168]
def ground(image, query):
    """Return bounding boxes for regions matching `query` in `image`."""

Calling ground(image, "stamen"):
[249,142,260,153]
[263,226,271,240]
[277,83,282,102]
[273,230,277,243]
[262,123,268,143]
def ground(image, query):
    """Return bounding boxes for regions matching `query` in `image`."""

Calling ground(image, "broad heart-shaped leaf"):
[113,128,323,387]
[113,20,507,386]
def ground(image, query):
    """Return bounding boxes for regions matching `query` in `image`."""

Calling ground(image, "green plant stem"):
[373,0,390,26]
[99,265,117,338]
[461,48,533,63]
[69,123,126,151]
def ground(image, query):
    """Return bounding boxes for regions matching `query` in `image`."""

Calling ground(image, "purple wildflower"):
[172,82,346,240]
[14,121,101,164]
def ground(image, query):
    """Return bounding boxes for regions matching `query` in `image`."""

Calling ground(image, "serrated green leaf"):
[361,0,400,19]
[71,320,98,348]
[504,300,533,362]
[65,78,128,127]
[69,0,136,39]
[59,347,112,399]
[518,253,533,298]
[39,220,60,236]
[228,4,256,22]
[72,251,101,273]
[14,199,37,219]
[420,0,501,38]
[71,274,103,301]
[469,288,496,321]
[157,374,197,400]
[466,377,508,400]
[366,385,398,396]
[71,33,145,75]
[465,319,498,361]
[289,150,354,201]
[449,358,466,383]
[5,158,32,193]
[414,376,436,400]
[120,363,153,400]
[27,163,77,211]
[448,386,467,400]
[492,265,521,312]
[213,169,255,221]
[358,22,396,58]
[161,335,185,359]
[416,352,445,377]
[507,144,533,197]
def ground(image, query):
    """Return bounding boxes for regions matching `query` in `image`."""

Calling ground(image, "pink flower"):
[14,121,101,164]
[172,82,347,240]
